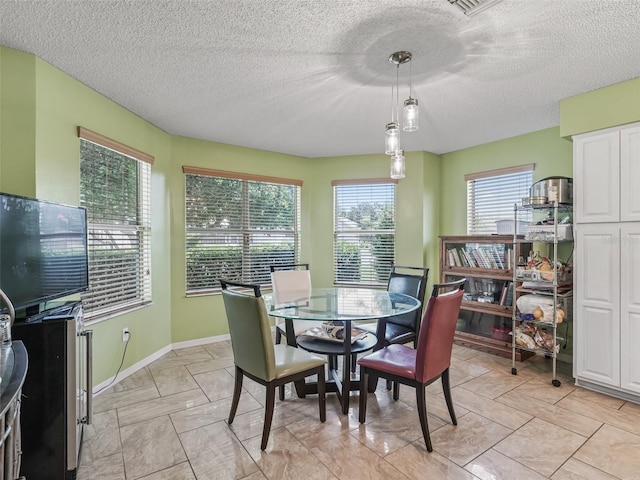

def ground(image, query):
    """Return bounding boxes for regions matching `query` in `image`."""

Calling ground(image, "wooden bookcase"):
[440,235,533,360]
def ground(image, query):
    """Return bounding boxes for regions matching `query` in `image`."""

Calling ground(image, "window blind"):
[467,166,533,234]
[184,171,301,293]
[333,182,395,286]
[79,139,152,317]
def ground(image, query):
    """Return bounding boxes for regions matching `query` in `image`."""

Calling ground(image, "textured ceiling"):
[1,0,639,157]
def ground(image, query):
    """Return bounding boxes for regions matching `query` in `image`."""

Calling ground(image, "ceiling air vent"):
[447,0,502,16]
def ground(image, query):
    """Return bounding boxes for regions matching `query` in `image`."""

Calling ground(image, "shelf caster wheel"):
[511,367,517,375]
[552,379,561,387]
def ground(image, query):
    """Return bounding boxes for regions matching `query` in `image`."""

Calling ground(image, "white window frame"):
[183,167,302,294]
[332,179,397,287]
[466,164,534,235]
[78,127,153,321]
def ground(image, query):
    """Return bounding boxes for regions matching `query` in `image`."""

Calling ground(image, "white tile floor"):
[77,342,640,479]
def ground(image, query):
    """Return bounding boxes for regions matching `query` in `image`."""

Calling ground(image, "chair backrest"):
[270,269,312,305]
[270,263,309,272]
[414,279,465,383]
[220,280,277,381]
[386,265,429,331]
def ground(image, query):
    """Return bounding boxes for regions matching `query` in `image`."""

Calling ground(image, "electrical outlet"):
[122,327,130,343]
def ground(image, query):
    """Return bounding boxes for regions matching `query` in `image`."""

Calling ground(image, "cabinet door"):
[574,224,620,387]
[621,225,640,393]
[573,130,619,223]
[620,125,640,222]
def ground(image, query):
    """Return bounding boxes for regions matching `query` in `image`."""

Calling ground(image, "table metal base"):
[296,334,377,414]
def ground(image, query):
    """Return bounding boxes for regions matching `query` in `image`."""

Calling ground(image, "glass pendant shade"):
[390,150,405,179]
[384,51,418,178]
[403,97,419,132]
[385,122,399,155]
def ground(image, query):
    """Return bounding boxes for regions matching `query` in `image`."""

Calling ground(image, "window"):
[466,164,534,235]
[184,167,302,293]
[78,128,153,319]
[333,179,397,286]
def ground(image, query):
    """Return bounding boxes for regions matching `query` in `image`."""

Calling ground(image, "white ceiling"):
[1,0,639,158]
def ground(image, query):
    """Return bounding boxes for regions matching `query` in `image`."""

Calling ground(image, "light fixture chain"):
[396,64,400,129]
[409,59,413,98]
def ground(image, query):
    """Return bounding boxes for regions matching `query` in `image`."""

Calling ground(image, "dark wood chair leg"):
[278,384,285,401]
[416,385,433,452]
[441,368,457,425]
[351,353,357,372]
[275,327,282,344]
[317,367,326,422]
[392,381,400,401]
[367,373,378,393]
[359,369,368,423]
[229,366,243,424]
[261,383,276,450]
[386,379,392,391]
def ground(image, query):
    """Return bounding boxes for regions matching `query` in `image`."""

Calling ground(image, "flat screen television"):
[0,192,89,316]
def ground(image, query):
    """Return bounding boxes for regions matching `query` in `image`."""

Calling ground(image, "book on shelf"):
[460,249,470,267]
[461,249,475,268]
[447,249,456,267]
[460,249,471,268]
[451,248,462,266]
[491,246,504,269]
[472,250,484,269]
[483,248,498,269]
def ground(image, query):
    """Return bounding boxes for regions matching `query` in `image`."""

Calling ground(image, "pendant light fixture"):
[390,149,405,179]
[385,51,419,179]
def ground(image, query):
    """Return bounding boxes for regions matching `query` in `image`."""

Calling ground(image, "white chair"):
[270,268,312,343]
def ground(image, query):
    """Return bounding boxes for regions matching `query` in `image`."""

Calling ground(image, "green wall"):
[560,77,640,138]
[306,151,428,289]
[422,151,442,285]
[0,47,37,196]
[440,127,574,236]
[3,44,638,387]
[169,136,310,343]
[1,47,174,385]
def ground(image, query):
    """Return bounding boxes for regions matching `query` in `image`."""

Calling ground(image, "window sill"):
[84,301,152,326]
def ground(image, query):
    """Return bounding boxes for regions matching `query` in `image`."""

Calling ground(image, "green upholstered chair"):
[220,279,327,450]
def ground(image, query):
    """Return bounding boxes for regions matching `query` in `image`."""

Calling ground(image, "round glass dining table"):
[263,287,421,414]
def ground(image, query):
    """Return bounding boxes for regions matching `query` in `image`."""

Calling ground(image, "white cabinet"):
[574,130,619,223]
[574,124,640,224]
[620,126,640,222]
[574,224,620,387]
[573,121,640,401]
[621,225,640,393]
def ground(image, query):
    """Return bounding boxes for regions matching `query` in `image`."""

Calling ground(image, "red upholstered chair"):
[355,265,428,396]
[357,278,465,452]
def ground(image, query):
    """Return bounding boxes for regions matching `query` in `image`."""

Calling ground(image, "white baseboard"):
[92,333,232,396]
[171,332,231,350]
